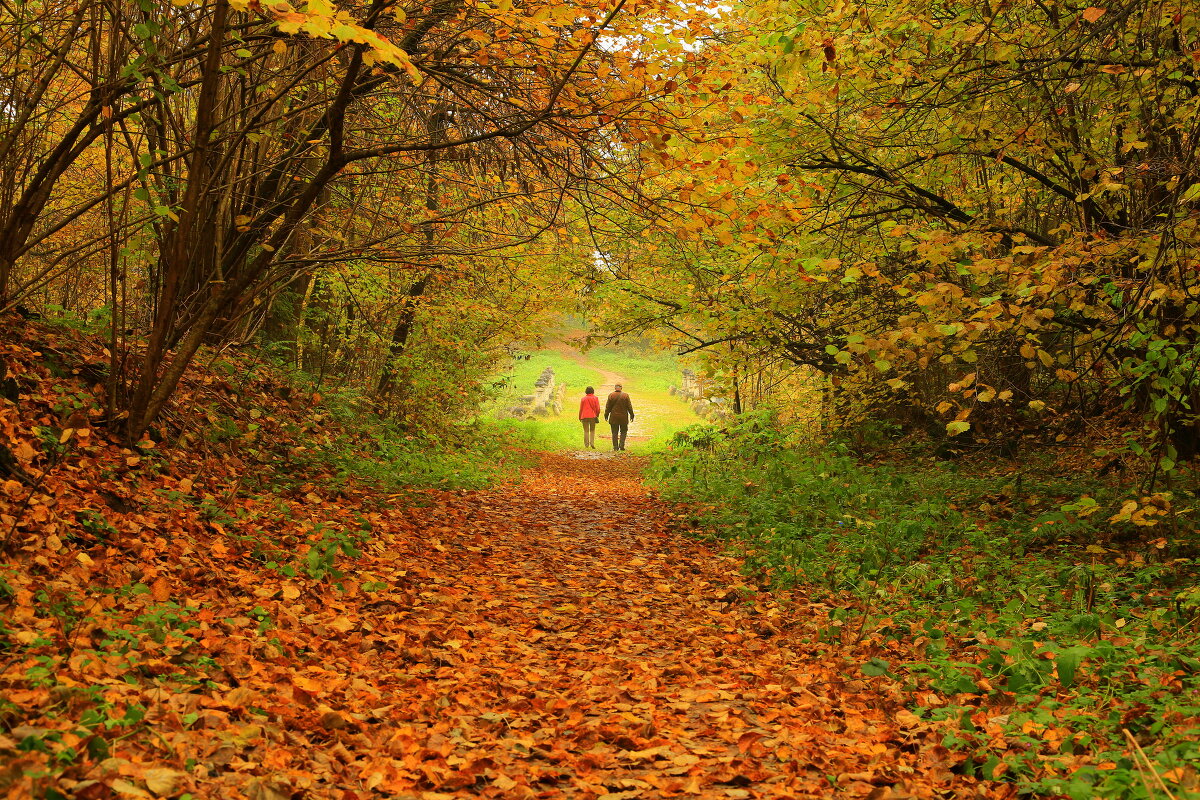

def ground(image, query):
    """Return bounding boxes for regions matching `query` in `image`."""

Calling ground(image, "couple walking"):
[579,384,635,451]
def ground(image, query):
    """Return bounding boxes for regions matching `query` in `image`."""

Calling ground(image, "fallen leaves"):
[150,576,171,602]
[0,326,988,799]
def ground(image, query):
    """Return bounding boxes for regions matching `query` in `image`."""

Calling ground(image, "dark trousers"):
[609,420,628,450]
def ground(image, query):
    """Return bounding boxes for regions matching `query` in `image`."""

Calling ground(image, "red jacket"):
[579,394,600,420]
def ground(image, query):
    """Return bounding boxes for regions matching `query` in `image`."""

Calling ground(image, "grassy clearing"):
[494,350,603,395]
[650,416,1200,799]
[584,346,680,392]
[493,342,683,395]
[487,340,707,452]
[495,388,701,452]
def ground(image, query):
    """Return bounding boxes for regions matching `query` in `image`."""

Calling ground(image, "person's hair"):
[615,384,623,390]
[585,386,594,394]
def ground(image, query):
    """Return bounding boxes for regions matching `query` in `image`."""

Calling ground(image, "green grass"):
[311,422,526,491]
[498,391,702,453]
[586,346,681,392]
[495,351,602,396]
[273,394,528,493]
[500,413,596,451]
[494,341,685,400]
[487,339,707,452]
[650,415,1200,799]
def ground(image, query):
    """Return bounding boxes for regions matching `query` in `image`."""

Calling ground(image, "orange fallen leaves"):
[0,321,990,799]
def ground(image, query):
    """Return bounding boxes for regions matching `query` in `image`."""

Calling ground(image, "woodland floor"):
[2,448,994,800]
[2,323,993,799]
[335,451,988,800]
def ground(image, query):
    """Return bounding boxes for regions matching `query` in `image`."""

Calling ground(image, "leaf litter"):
[0,325,989,799]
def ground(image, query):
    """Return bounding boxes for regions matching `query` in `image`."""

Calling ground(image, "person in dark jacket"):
[604,384,635,451]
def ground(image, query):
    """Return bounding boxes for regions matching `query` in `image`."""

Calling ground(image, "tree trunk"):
[126,0,230,441]
[374,108,447,405]
[375,273,433,400]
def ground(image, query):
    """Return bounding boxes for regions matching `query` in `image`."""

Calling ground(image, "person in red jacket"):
[578,386,601,449]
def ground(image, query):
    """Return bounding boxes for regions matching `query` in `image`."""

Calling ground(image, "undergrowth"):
[2,320,528,795]
[196,362,522,495]
[651,413,1200,799]
[289,415,521,494]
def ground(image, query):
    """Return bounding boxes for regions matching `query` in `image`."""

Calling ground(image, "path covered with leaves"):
[6,447,990,800]
[1,320,986,800]
[350,452,984,799]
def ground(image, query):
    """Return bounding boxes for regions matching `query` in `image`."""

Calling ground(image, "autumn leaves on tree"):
[2,0,1198,468]
[0,0,711,441]
[592,0,1200,476]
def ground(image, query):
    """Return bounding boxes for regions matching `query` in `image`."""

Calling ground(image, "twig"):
[852,589,876,645]
[1124,730,1158,800]
[218,477,243,512]
[2,466,52,553]
[1123,727,1178,800]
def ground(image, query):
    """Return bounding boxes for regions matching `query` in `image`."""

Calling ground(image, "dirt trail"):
[546,338,626,394]
[341,453,983,798]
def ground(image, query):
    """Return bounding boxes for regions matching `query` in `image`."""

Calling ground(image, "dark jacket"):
[604,391,635,424]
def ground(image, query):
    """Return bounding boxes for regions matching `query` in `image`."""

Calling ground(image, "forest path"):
[0,438,987,799]
[334,452,981,798]
[545,338,627,392]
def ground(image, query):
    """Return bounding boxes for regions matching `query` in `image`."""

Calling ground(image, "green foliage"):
[651,426,1200,797]
[299,521,369,582]
[74,510,118,543]
[40,304,113,334]
[201,409,242,444]
[308,417,518,493]
[495,415,592,451]
[248,370,520,492]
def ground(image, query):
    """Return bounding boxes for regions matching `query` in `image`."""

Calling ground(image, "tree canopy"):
[2,0,1198,475]
[591,0,1200,475]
